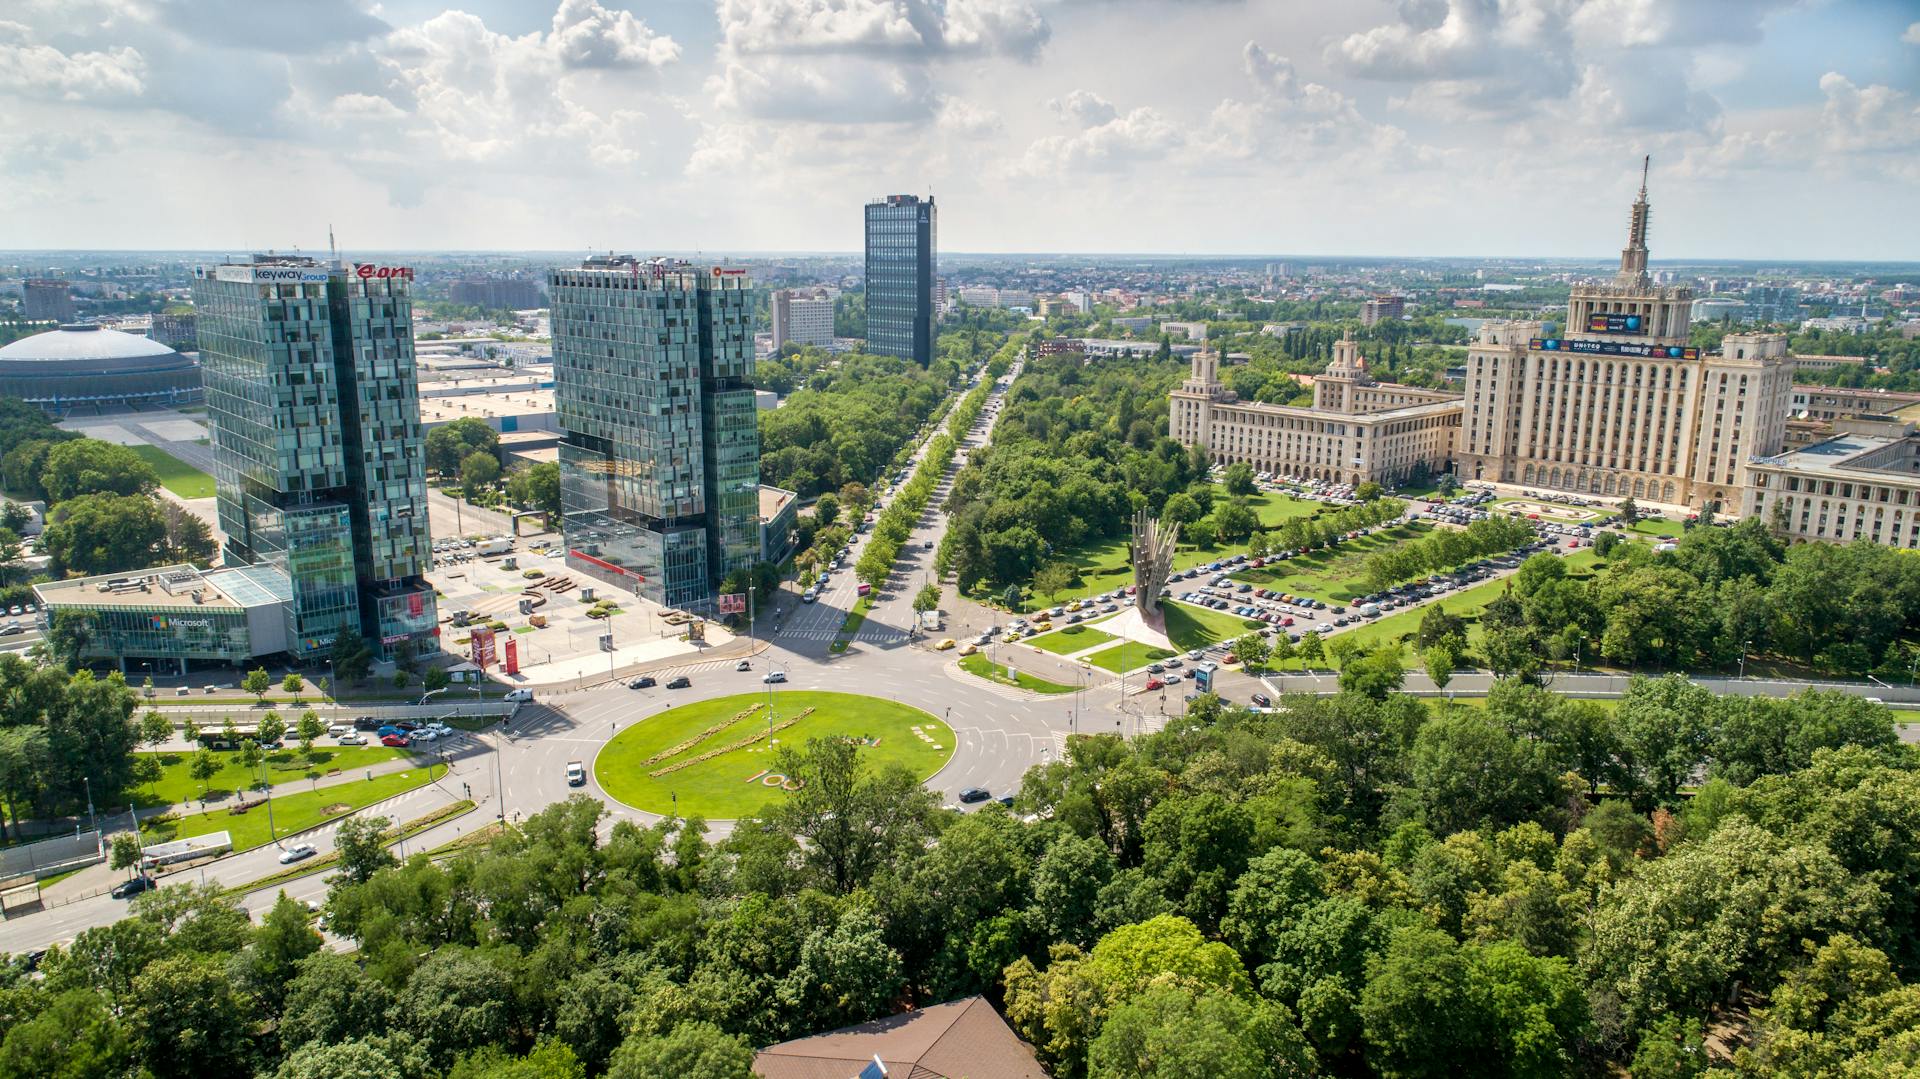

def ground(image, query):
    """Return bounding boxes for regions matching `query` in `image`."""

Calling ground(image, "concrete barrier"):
[0,830,103,880]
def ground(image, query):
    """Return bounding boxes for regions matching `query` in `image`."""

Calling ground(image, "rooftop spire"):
[1617,155,1652,287]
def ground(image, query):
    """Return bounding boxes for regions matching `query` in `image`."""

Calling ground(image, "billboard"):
[1531,338,1698,361]
[1585,312,1647,334]
[718,593,746,615]
[1194,666,1214,693]
[470,627,496,670]
[503,637,519,676]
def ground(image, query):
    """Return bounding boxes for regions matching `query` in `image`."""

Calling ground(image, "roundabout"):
[592,691,954,819]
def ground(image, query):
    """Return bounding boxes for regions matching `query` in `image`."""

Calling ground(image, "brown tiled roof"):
[753,996,1048,1079]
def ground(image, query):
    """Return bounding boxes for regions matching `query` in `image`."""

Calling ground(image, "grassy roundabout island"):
[594,691,954,819]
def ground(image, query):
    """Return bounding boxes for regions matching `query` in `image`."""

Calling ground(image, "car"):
[1147,663,1164,673]
[354,715,380,731]
[566,761,586,786]
[629,676,657,689]
[395,721,421,732]
[735,659,752,672]
[503,688,534,703]
[934,638,956,651]
[111,876,156,900]
[380,734,409,747]
[763,671,787,684]
[376,725,404,737]
[666,675,692,689]
[278,843,318,865]
[1165,674,1182,684]
[957,787,992,804]
[1250,693,1272,708]
[412,728,439,741]
[1145,677,1165,691]
[337,733,367,745]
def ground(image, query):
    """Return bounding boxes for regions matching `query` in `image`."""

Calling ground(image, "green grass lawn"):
[1629,517,1685,539]
[1229,522,1435,603]
[140,762,447,853]
[126,443,216,499]
[133,746,416,807]
[1163,600,1268,651]
[1084,641,1178,674]
[594,691,952,819]
[960,653,1076,694]
[1237,487,1319,527]
[1025,622,1119,655]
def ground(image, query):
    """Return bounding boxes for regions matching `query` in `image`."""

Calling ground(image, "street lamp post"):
[81,776,98,844]
[1739,640,1750,681]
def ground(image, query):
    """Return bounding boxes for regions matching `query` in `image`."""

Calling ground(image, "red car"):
[1145,677,1165,691]
[380,733,409,747]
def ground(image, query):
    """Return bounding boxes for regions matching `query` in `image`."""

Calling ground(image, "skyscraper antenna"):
[1639,154,1649,197]
[328,225,338,263]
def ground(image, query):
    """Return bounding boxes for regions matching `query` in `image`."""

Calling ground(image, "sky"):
[2,0,1917,260]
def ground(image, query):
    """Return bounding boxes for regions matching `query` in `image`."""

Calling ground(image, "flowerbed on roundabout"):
[593,691,954,819]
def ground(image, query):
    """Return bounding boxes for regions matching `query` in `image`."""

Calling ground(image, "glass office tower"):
[549,257,760,610]
[864,194,937,365]
[194,255,437,660]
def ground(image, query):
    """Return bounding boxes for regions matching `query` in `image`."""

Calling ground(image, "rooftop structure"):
[0,324,199,407]
[752,996,1046,1079]
[1746,417,1920,546]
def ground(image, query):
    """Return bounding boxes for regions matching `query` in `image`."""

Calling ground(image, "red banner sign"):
[570,549,645,582]
[471,627,496,670]
[408,592,424,618]
[355,264,414,280]
[503,637,519,676]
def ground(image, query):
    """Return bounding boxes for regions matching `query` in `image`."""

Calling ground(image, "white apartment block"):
[1455,162,1793,511]
[771,288,835,350]
[1170,333,1461,486]
[1746,417,1920,547]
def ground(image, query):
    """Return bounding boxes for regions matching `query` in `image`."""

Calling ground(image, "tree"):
[279,952,395,1050]
[812,492,840,527]
[1339,644,1406,701]
[297,711,326,754]
[141,709,171,747]
[161,501,214,566]
[109,832,144,876]
[423,667,451,694]
[0,988,132,1079]
[189,748,220,797]
[399,949,515,1070]
[243,668,272,701]
[256,711,287,747]
[1614,675,1715,805]
[426,417,500,477]
[334,814,396,884]
[912,584,941,614]
[504,461,561,520]
[607,1023,753,1079]
[1001,584,1023,610]
[1033,562,1076,603]
[1230,632,1269,672]
[39,438,159,503]
[461,451,500,501]
[1593,529,1620,557]
[1089,984,1317,1079]
[1222,461,1257,496]
[1619,497,1640,524]
[763,737,940,895]
[1424,641,1458,692]
[1355,480,1383,501]
[1212,499,1260,543]
[1161,491,1203,526]
[235,894,322,1014]
[127,955,258,1079]
[40,492,169,576]
[1297,630,1325,669]
[282,672,305,699]
[329,633,374,685]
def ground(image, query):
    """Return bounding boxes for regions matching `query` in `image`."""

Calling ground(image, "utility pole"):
[81,777,98,848]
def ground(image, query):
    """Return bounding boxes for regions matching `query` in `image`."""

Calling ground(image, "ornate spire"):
[1617,155,1651,287]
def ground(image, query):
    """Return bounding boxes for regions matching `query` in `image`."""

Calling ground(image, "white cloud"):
[1013,100,1182,176]
[1817,72,1920,174]
[549,0,681,70]
[937,96,1002,137]
[0,39,145,101]
[1050,89,1117,127]
[1904,22,1920,46]
[715,0,1048,60]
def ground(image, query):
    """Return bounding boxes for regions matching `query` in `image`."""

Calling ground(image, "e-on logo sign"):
[354,264,415,281]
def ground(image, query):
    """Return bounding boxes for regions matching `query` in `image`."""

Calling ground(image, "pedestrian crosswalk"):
[777,625,911,644]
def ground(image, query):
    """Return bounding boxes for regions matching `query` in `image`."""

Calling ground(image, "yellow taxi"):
[935,638,957,651]
[959,643,978,656]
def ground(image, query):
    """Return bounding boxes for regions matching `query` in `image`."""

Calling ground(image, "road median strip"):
[220,799,478,898]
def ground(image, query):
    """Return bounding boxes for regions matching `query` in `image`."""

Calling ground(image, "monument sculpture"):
[1131,507,1179,630]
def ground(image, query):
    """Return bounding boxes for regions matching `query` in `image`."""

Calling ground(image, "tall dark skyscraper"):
[194,255,438,660]
[864,194,936,365]
[549,256,760,610]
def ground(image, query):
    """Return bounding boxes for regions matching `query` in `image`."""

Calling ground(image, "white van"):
[503,688,534,703]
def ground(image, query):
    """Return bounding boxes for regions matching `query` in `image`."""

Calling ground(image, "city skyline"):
[1,1,1916,259]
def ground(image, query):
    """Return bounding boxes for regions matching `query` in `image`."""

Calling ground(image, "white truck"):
[476,537,514,557]
[566,761,585,786]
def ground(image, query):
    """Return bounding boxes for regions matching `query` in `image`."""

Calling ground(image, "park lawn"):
[1630,517,1685,539]
[126,443,216,499]
[594,691,951,819]
[132,746,416,807]
[960,653,1076,694]
[1084,641,1178,674]
[140,762,448,853]
[1226,486,1319,527]
[1025,622,1119,655]
[1163,600,1267,651]
[1229,522,1435,603]
[839,594,875,635]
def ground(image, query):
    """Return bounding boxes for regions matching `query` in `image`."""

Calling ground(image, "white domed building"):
[0,324,201,407]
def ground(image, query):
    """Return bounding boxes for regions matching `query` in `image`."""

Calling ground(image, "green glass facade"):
[550,258,759,610]
[194,258,438,660]
[864,195,937,365]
